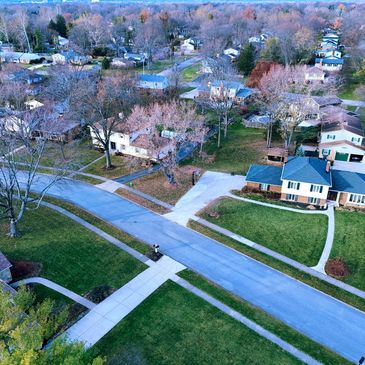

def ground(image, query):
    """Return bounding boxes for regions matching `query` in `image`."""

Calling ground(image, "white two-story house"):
[319,113,365,163]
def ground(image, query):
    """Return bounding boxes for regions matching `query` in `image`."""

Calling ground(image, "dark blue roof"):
[246,165,283,186]
[315,57,344,65]
[236,88,253,98]
[331,170,365,194]
[139,74,167,83]
[282,157,332,186]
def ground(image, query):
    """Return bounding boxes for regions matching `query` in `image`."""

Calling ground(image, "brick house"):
[246,157,365,208]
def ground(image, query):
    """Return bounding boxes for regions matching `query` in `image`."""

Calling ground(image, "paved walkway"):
[21,174,365,362]
[311,202,335,274]
[12,277,96,310]
[165,171,245,225]
[114,164,161,184]
[65,256,185,347]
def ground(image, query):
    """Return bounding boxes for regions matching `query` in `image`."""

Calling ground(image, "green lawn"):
[0,206,145,296]
[330,211,365,290]
[201,198,327,266]
[93,281,301,365]
[185,123,267,174]
[83,154,141,179]
[38,139,101,171]
[182,63,200,81]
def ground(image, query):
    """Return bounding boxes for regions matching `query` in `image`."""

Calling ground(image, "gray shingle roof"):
[139,74,167,83]
[331,170,365,194]
[246,165,283,186]
[282,157,332,186]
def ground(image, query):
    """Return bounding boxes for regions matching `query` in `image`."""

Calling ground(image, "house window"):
[308,197,320,205]
[326,134,335,140]
[322,148,330,156]
[351,137,361,143]
[349,194,365,205]
[260,183,269,191]
[286,194,298,202]
[110,142,116,150]
[135,147,141,153]
[288,181,300,190]
[120,144,126,150]
[310,185,323,193]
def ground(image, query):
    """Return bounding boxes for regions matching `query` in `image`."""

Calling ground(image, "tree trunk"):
[162,166,176,185]
[199,141,204,157]
[266,122,273,148]
[8,218,19,238]
[217,118,222,148]
[105,149,112,169]
[223,114,228,138]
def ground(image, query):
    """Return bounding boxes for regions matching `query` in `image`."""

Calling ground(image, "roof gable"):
[282,157,332,186]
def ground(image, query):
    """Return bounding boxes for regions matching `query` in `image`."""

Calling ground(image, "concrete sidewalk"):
[165,171,245,225]
[65,256,185,347]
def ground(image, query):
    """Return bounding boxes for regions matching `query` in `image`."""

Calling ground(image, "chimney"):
[325,160,331,173]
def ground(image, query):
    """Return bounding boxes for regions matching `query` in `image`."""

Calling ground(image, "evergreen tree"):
[102,57,111,70]
[33,28,44,52]
[48,15,67,38]
[55,15,67,38]
[237,44,255,76]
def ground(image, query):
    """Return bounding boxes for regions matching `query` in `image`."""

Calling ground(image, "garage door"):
[335,152,349,161]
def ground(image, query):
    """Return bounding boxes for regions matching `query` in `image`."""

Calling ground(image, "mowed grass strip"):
[92,281,302,365]
[201,198,328,267]
[0,206,146,295]
[331,210,365,291]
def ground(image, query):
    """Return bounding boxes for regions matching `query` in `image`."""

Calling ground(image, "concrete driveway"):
[165,171,245,225]
[23,174,365,362]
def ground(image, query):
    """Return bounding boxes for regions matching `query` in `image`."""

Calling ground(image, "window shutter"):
[297,183,300,190]
[320,186,323,194]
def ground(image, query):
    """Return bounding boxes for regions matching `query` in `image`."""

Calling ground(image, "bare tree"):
[126,101,206,184]
[14,8,32,53]
[258,65,317,149]
[0,103,65,237]
[71,76,137,169]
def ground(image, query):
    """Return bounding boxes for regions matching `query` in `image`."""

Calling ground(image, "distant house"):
[138,74,169,92]
[124,52,145,66]
[52,51,89,65]
[223,46,241,61]
[305,66,326,83]
[246,156,365,208]
[243,114,270,129]
[5,69,44,85]
[90,117,171,160]
[111,58,133,68]
[315,56,344,72]
[0,52,42,64]
[319,112,364,163]
[181,37,201,53]
[201,80,252,104]
[0,42,14,52]
[0,252,12,283]
[25,100,44,110]
[58,36,69,48]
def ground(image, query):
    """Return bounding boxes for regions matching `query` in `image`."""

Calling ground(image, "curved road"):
[24,174,365,362]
